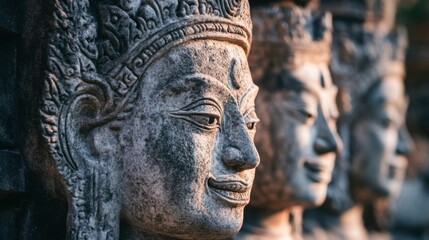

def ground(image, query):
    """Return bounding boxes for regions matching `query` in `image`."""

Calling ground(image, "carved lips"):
[304,161,334,184]
[208,178,252,206]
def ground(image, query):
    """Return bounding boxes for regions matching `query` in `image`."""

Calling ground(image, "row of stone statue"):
[19,0,411,239]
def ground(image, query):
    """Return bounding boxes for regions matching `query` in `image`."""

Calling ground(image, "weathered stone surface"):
[22,0,259,239]
[235,1,340,239]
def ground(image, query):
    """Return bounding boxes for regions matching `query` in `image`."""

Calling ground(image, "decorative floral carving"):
[96,0,248,66]
[99,5,143,54]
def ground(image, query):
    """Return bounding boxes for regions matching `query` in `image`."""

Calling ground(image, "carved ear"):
[46,80,121,239]
[63,93,113,171]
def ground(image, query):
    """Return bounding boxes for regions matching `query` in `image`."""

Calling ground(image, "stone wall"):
[0,0,26,239]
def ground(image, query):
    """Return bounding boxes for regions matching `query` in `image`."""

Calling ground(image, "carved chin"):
[311,187,329,207]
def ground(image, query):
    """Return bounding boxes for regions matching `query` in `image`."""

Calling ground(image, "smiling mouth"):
[208,178,252,206]
[304,162,333,184]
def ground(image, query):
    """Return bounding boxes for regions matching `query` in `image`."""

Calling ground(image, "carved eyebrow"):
[239,85,258,111]
[155,73,236,102]
[281,73,319,98]
[175,98,223,113]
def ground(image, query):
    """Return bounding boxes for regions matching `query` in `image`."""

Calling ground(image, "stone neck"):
[338,204,368,240]
[237,205,293,240]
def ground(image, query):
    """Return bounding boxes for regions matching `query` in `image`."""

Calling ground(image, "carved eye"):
[244,109,259,131]
[246,122,257,130]
[170,98,222,131]
[208,116,216,125]
[295,109,317,124]
[285,99,317,123]
[299,110,315,120]
[188,114,220,128]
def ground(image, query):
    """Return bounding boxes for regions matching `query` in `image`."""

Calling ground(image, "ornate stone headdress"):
[39,0,252,239]
[248,0,332,86]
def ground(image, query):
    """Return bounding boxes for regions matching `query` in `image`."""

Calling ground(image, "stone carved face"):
[250,62,340,210]
[118,40,260,238]
[350,76,412,202]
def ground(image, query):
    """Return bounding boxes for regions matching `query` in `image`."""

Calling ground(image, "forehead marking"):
[228,59,241,90]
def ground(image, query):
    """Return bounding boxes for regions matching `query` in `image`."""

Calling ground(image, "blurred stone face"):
[350,77,412,203]
[250,62,340,210]
[119,40,260,239]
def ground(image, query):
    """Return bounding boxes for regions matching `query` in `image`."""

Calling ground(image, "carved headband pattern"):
[39,0,252,239]
[97,0,252,97]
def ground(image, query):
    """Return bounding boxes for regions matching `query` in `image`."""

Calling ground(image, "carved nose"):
[221,146,257,170]
[222,128,260,171]
[314,121,339,155]
[396,126,413,156]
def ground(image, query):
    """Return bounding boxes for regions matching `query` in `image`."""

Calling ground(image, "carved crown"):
[249,2,332,73]
[96,0,252,97]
